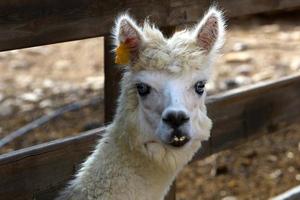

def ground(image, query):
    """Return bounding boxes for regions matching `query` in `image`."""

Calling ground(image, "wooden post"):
[104,36,122,122]
[165,181,176,200]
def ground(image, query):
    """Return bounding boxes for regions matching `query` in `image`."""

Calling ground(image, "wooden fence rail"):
[1,74,300,200]
[0,0,300,52]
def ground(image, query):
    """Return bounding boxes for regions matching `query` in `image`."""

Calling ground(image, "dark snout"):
[162,110,190,147]
[162,111,190,128]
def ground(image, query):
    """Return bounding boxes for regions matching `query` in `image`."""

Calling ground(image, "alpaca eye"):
[136,83,151,96]
[194,81,206,95]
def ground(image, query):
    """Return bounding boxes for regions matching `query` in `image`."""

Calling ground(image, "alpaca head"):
[113,7,225,168]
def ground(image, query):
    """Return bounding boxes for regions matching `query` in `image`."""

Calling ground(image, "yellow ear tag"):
[115,42,130,64]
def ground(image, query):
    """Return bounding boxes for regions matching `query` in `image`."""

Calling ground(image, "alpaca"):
[56,7,225,200]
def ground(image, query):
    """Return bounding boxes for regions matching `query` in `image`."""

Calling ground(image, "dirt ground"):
[177,124,300,200]
[0,11,300,199]
[0,39,104,153]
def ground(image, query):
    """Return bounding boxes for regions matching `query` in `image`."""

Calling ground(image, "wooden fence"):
[0,0,300,199]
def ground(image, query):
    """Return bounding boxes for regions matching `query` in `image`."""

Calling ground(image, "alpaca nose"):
[162,111,190,128]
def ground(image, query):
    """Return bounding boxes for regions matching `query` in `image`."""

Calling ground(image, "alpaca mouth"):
[168,135,190,147]
[166,130,191,148]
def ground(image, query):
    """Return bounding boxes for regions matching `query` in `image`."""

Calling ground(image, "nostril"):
[162,111,190,128]
[181,115,190,123]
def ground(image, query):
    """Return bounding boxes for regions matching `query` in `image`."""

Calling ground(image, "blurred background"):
[0,9,300,200]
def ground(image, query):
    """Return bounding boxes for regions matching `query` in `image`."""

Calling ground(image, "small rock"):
[227,180,237,188]
[220,190,228,197]
[288,166,295,173]
[83,76,104,91]
[269,169,282,179]
[232,42,248,52]
[290,59,300,71]
[253,71,273,82]
[267,155,278,162]
[235,75,252,86]
[222,196,237,200]
[278,31,300,41]
[241,159,252,167]
[33,88,43,97]
[52,87,62,94]
[42,79,55,89]
[60,83,77,93]
[225,52,252,63]
[286,151,294,159]
[39,99,53,108]
[66,93,80,103]
[202,154,218,166]
[0,99,14,117]
[205,82,216,93]
[243,150,257,159]
[20,104,35,112]
[9,60,31,70]
[296,174,300,181]
[53,59,71,70]
[298,142,300,151]
[20,92,41,102]
[0,127,3,134]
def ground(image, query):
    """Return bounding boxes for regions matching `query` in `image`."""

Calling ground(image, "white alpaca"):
[56,7,225,200]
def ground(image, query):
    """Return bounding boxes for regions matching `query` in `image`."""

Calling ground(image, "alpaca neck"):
[77,121,176,200]
[109,122,176,199]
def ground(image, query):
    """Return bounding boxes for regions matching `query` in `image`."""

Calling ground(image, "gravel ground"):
[0,11,299,200]
[177,124,300,200]
[0,38,104,154]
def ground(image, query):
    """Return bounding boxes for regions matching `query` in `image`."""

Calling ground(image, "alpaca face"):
[133,70,210,148]
[114,8,225,162]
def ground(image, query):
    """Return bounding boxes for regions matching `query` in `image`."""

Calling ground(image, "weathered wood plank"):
[104,36,121,122]
[0,0,169,51]
[165,181,176,200]
[0,0,300,51]
[168,0,300,26]
[0,127,104,200]
[1,74,300,199]
[196,74,300,159]
[271,185,300,200]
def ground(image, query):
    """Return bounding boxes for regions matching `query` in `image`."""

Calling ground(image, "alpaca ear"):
[114,15,144,63]
[193,7,225,54]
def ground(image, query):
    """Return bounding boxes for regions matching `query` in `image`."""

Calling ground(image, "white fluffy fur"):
[56,7,225,200]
